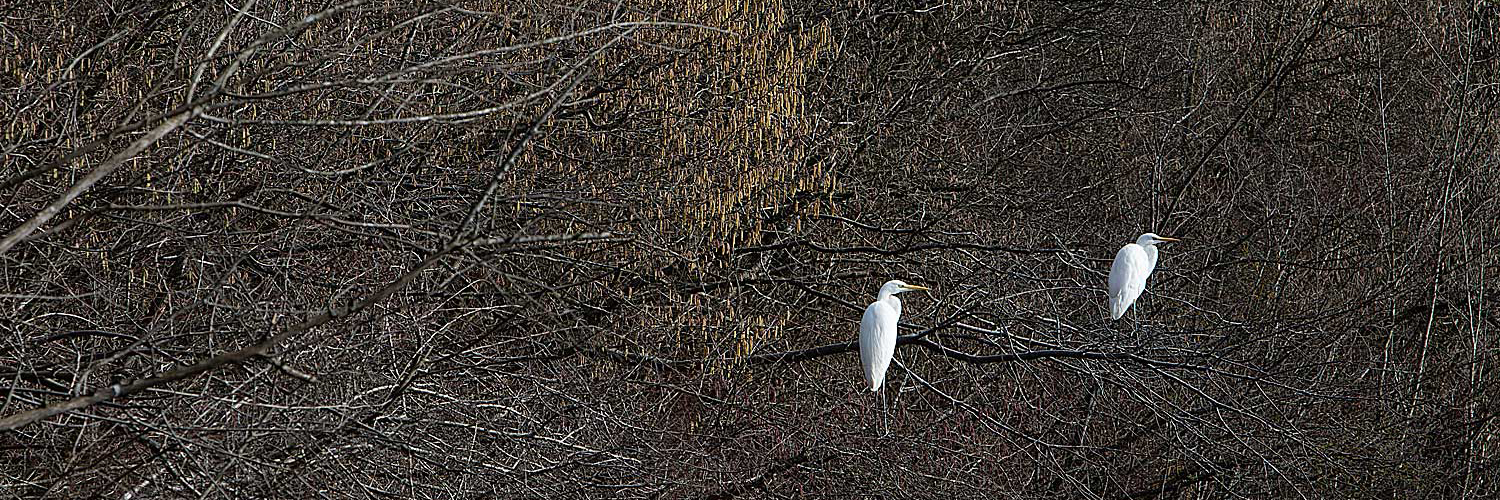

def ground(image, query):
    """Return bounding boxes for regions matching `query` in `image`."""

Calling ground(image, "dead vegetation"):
[1,0,1497,498]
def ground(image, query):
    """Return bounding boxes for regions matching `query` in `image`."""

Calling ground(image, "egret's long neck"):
[1144,245,1160,273]
[883,295,902,319]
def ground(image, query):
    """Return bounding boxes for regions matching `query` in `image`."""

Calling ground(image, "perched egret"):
[1107,232,1180,320]
[859,280,929,392]
[858,279,928,435]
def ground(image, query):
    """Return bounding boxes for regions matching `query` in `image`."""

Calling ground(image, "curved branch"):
[733,238,1066,256]
[744,333,1211,372]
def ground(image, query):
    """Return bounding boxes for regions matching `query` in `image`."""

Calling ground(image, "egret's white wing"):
[859,301,899,391]
[1108,244,1150,320]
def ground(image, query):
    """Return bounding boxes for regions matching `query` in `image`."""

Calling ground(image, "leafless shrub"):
[2,0,1496,498]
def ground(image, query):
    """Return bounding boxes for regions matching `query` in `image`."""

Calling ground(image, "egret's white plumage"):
[1107,232,1179,320]
[858,280,928,391]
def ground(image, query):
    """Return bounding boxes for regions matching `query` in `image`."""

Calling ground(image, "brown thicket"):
[2,0,1496,498]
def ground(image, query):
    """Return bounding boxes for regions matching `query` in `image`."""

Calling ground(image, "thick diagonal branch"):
[0,109,196,256]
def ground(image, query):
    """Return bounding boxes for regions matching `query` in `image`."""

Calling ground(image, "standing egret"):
[1107,232,1180,320]
[859,279,929,434]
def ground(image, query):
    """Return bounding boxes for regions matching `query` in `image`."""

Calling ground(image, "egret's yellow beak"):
[1155,236,1181,242]
[903,284,931,291]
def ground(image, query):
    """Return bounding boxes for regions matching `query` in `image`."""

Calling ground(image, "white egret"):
[858,279,928,434]
[1107,232,1180,320]
[859,280,929,391]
